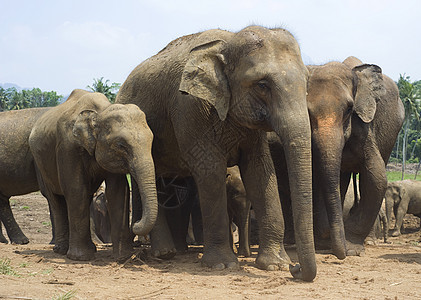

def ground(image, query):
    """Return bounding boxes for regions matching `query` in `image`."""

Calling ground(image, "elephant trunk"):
[312,128,347,259]
[272,104,317,282]
[130,154,158,237]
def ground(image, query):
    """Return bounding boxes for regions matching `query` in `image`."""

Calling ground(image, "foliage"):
[387,171,421,182]
[52,290,76,300]
[0,87,62,111]
[390,75,421,178]
[0,258,20,276]
[87,77,121,103]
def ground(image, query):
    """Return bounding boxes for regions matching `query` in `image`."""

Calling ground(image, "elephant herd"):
[0,26,407,282]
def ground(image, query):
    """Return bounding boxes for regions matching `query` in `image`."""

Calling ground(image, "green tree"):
[87,77,121,103]
[7,87,30,110]
[41,90,62,107]
[397,74,421,179]
[0,87,8,111]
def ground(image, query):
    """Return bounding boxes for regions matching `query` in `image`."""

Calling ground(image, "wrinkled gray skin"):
[29,89,157,261]
[385,180,421,237]
[270,57,404,259]
[117,26,316,281]
[0,107,50,244]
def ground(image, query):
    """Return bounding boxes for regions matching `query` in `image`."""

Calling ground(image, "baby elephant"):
[29,89,158,261]
[226,166,251,257]
[385,180,421,237]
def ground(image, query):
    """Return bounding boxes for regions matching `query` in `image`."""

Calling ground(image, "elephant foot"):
[391,229,401,237]
[151,246,177,259]
[256,247,290,271]
[0,232,8,244]
[150,233,177,259]
[201,248,239,270]
[67,244,96,261]
[364,238,377,246]
[173,240,188,254]
[345,237,365,256]
[10,233,29,245]
[53,242,69,255]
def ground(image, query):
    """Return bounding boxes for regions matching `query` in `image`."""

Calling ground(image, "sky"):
[1,0,420,96]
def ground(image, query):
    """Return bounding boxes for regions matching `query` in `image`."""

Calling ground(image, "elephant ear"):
[72,109,98,156]
[179,40,231,121]
[352,64,385,123]
[398,184,407,202]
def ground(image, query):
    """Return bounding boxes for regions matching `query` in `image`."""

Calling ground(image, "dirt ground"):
[0,192,420,300]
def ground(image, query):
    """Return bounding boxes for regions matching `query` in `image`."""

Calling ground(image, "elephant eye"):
[344,101,354,118]
[255,80,271,97]
[257,80,269,90]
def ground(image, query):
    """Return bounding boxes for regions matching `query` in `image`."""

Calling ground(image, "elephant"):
[117,26,316,281]
[28,89,157,261]
[385,180,421,237]
[0,107,51,244]
[269,56,404,259]
[90,182,112,244]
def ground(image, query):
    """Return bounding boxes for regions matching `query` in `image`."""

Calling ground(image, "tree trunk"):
[410,137,419,159]
[415,160,421,180]
[402,120,409,180]
[395,132,400,166]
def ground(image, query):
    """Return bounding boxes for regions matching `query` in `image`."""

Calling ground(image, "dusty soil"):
[0,192,420,300]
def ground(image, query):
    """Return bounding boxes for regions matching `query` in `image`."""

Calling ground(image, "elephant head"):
[306,57,385,258]
[179,26,315,281]
[72,100,157,237]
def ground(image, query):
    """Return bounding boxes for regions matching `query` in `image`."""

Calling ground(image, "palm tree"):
[397,74,421,179]
[87,77,121,103]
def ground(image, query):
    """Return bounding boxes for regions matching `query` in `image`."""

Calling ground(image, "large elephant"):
[29,89,157,261]
[0,107,50,244]
[117,26,316,281]
[385,180,421,237]
[270,57,404,259]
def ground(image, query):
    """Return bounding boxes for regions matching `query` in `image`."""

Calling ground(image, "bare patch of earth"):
[0,192,420,299]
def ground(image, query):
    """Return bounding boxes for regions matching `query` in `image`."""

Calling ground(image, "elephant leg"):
[194,169,238,269]
[0,222,8,243]
[344,149,387,255]
[48,193,69,255]
[64,188,96,261]
[313,203,332,251]
[240,142,288,271]
[166,187,194,253]
[0,195,29,244]
[234,200,252,257]
[365,217,379,245]
[48,201,56,245]
[191,193,203,244]
[385,196,394,238]
[149,206,177,259]
[105,174,133,259]
[130,177,142,242]
[392,203,408,237]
